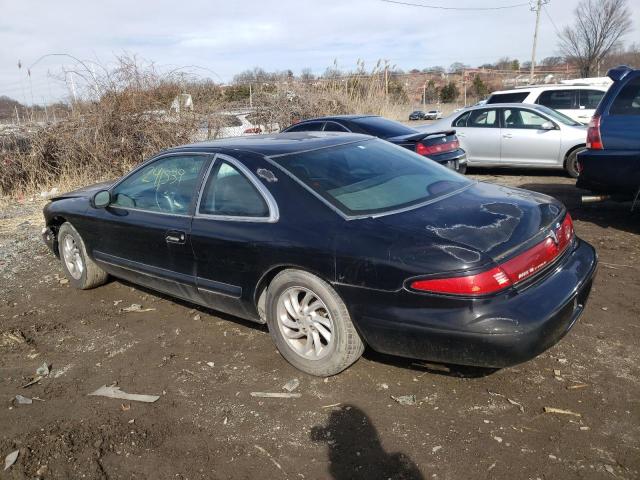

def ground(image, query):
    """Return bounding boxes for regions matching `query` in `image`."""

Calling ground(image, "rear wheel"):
[266,269,364,376]
[564,147,585,178]
[57,222,108,290]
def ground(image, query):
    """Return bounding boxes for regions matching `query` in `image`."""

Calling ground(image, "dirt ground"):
[1,169,639,480]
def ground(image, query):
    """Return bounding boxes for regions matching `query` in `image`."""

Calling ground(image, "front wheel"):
[565,148,585,178]
[57,222,108,290]
[266,269,364,377]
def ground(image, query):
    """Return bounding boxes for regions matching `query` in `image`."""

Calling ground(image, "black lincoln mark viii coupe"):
[42,133,597,376]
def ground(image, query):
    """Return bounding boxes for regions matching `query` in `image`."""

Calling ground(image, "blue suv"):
[577,65,640,198]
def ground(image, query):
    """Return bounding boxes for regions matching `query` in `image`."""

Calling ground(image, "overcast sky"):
[1,0,639,104]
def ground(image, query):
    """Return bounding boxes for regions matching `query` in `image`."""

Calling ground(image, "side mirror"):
[541,121,556,130]
[92,190,111,208]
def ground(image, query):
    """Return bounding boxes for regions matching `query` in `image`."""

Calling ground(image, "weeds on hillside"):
[0,57,421,198]
[0,56,202,196]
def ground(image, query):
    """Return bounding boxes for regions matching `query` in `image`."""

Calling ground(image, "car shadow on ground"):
[112,279,497,378]
[311,404,425,480]
[113,278,269,333]
[363,349,499,378]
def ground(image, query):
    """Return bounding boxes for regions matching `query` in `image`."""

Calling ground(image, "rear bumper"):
[336,239,597,368]
[577,149,640,194]
[430,149,467,172]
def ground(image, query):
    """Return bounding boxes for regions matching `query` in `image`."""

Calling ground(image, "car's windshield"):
[271,139,471,216]
[352,116,416,138]
[536,105,581,126]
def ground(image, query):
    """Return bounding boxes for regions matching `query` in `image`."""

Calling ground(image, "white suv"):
[486,85,609,124]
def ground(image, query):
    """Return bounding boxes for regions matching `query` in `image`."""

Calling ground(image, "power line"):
[381,0,530,11]
[543,4,562,36]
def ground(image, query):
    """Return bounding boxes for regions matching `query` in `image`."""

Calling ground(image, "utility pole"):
[463,71,467,106]
[529,0,548,84]
[422,83,426,107]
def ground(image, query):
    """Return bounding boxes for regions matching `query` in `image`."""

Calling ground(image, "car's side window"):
[537,90,577,110]
[286,122,324,132]
[467,109,498,128]
[580,90,605,109]
[610,77,640,116]
[199,160,269,218]
[111,155,207,214]
[453,111,470,127]
[503,109,549,129]
[323,122,349,132]
[486,92,529,103]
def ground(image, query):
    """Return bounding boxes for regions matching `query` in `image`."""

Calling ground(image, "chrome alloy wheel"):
[62,234,84,280]
[276,287,334,360]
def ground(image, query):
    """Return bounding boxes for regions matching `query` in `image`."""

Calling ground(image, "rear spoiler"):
[607,65,633,82]
[392,129,457,143]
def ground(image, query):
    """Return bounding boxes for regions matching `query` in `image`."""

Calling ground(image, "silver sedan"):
[420,103,588,177]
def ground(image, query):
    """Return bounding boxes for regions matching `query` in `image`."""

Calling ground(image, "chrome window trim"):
[284,121,325,132]
[194,153,279,223]
[323,121,351,133]
[107,151,213,218]
[108,205,192,218]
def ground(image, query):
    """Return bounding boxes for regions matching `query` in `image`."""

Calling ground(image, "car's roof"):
[294,115,377,122]
[455,102,550,111]
[169,132,372,157]
[491,85,608,94]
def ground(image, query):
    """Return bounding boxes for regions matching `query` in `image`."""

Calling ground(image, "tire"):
[457,163,467,175]
[265,269,364,377]
[57,222,108,290]
[564,147,585,178]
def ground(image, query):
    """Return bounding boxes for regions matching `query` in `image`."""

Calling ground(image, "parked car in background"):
[282,115,467,173]
[425,110,443,120]
[486,85,609,124]
[577,66,640,200]
[42,133,597,376]
[422,103,588,177]
[409,110,427,120]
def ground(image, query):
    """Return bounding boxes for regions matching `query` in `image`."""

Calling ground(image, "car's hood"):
[50,180,116,201]
[374,181,564,272]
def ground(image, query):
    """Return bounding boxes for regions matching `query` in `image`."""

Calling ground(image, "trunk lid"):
[374,181,565,270]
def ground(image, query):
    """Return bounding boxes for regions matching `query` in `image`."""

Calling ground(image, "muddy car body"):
[42,133,597,376]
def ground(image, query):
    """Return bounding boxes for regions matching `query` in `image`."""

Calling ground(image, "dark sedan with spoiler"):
[282,115,468,173]
[42,133,596,376]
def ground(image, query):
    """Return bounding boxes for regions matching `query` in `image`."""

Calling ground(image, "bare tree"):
[559,0,633,77]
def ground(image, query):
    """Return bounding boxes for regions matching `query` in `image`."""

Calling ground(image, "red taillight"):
[411,267,511,296]
[411,214,575,296]
[416,139,460,156]
[586,115,603,150]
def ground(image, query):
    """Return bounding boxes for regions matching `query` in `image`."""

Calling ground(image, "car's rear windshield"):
[351,116,416,138]
[271,139,471,217]
[487,92,529,103]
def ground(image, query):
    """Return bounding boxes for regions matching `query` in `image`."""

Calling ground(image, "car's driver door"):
[83,153,211,301]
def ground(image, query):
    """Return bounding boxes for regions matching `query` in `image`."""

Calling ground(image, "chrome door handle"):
[166,231,186,244]
[502,134,513,138]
